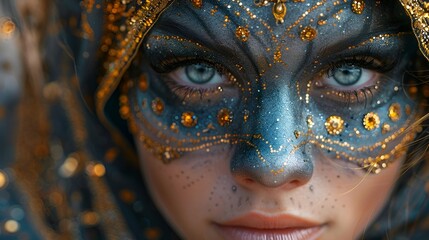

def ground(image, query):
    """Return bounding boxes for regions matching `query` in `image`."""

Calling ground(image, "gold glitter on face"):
[274,50,282,63]
[181,112,198,127]
[363,112,380,131]
[388,103,401,122]
[382,123,391,134]
[151,98,165,115]
[325,115,345,135]
[300,26,317,41]
[217,108,233,126]
[138,75,149,92]
[306,115,314,129]
[235,26,250,42]
[351,0,365,14]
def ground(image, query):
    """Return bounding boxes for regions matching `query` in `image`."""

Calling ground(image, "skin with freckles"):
[123,0,421,239]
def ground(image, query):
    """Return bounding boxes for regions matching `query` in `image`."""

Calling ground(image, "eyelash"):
[315,55,395,106]
[325,55,393,77]
[157,58,235,102]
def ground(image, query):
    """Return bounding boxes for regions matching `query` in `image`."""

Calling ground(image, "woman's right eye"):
[168,63,226,87]
[159,62,239,104]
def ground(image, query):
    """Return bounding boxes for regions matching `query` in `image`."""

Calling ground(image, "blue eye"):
[332,65,362,86]
[185,64,216,84]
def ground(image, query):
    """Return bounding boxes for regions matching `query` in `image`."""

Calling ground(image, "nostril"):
[289,179,301,186]
[244,178,255,185]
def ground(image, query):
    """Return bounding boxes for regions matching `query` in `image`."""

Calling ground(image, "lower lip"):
[216,225,324,240]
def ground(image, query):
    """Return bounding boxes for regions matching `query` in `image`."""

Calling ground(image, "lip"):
[215,212,325,240]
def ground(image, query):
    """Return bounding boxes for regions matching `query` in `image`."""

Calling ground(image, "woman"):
[1,0,429,239]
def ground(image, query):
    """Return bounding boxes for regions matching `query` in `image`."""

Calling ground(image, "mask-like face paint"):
[120,0,421,239]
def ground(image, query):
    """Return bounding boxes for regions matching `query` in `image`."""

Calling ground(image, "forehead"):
[154,0,406,39]
[147,1,408,69]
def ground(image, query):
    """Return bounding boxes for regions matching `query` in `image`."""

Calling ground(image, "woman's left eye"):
[322,64,378,90]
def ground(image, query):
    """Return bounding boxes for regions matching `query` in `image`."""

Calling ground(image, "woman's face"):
[125,0,419,239]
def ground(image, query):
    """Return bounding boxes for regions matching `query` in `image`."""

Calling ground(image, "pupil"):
[186,64,215,84]
[333,66,362,86]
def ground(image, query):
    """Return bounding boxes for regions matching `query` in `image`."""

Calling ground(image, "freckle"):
[215,203,219,207]
[337,175,340,178]
[334,199,338,202]
[290,197,294,204]
[186,176,190,180]
[324,198,328,201]
[275,201,279,206]
[331,205,335,209]
[208,208,211,212]
[321,205,324,208]
[310,201,313,206]
[298,203,302,209]
[342,204,346,208]
[181,171,184,174]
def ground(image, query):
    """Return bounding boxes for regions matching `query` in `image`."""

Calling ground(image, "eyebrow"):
[318,21,412,57]
[153,17,239,60]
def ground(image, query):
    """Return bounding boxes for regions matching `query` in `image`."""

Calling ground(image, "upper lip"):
[217,212,322,229]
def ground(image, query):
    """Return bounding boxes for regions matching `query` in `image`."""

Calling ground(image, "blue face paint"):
[121,0,420,186]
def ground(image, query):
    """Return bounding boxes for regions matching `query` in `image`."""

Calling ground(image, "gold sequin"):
[351,0,365,14]
[87,163,106,177]
[325,115,344,135]
[59,155,79,178]
[4,220,19,233]
[119,95,131,119]
[300,26,317,41]
[181,111,198,127]
[388,103,401,122]
[80,211,100,226]
[0,170,8,189]
[217,108,233,126]
[0,18,15,38]
[235,26,250,42]
[191,0,202,8]
[273,0,287,24]
[151,98,164,115]
[138,74,149,91]
[363,112,380,131]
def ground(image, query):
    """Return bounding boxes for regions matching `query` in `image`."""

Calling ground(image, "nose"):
[230,71,313,189]
[231,143,313,189]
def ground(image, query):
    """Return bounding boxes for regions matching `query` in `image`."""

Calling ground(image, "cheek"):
[138,145,234,237]
[311,154,403,238]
